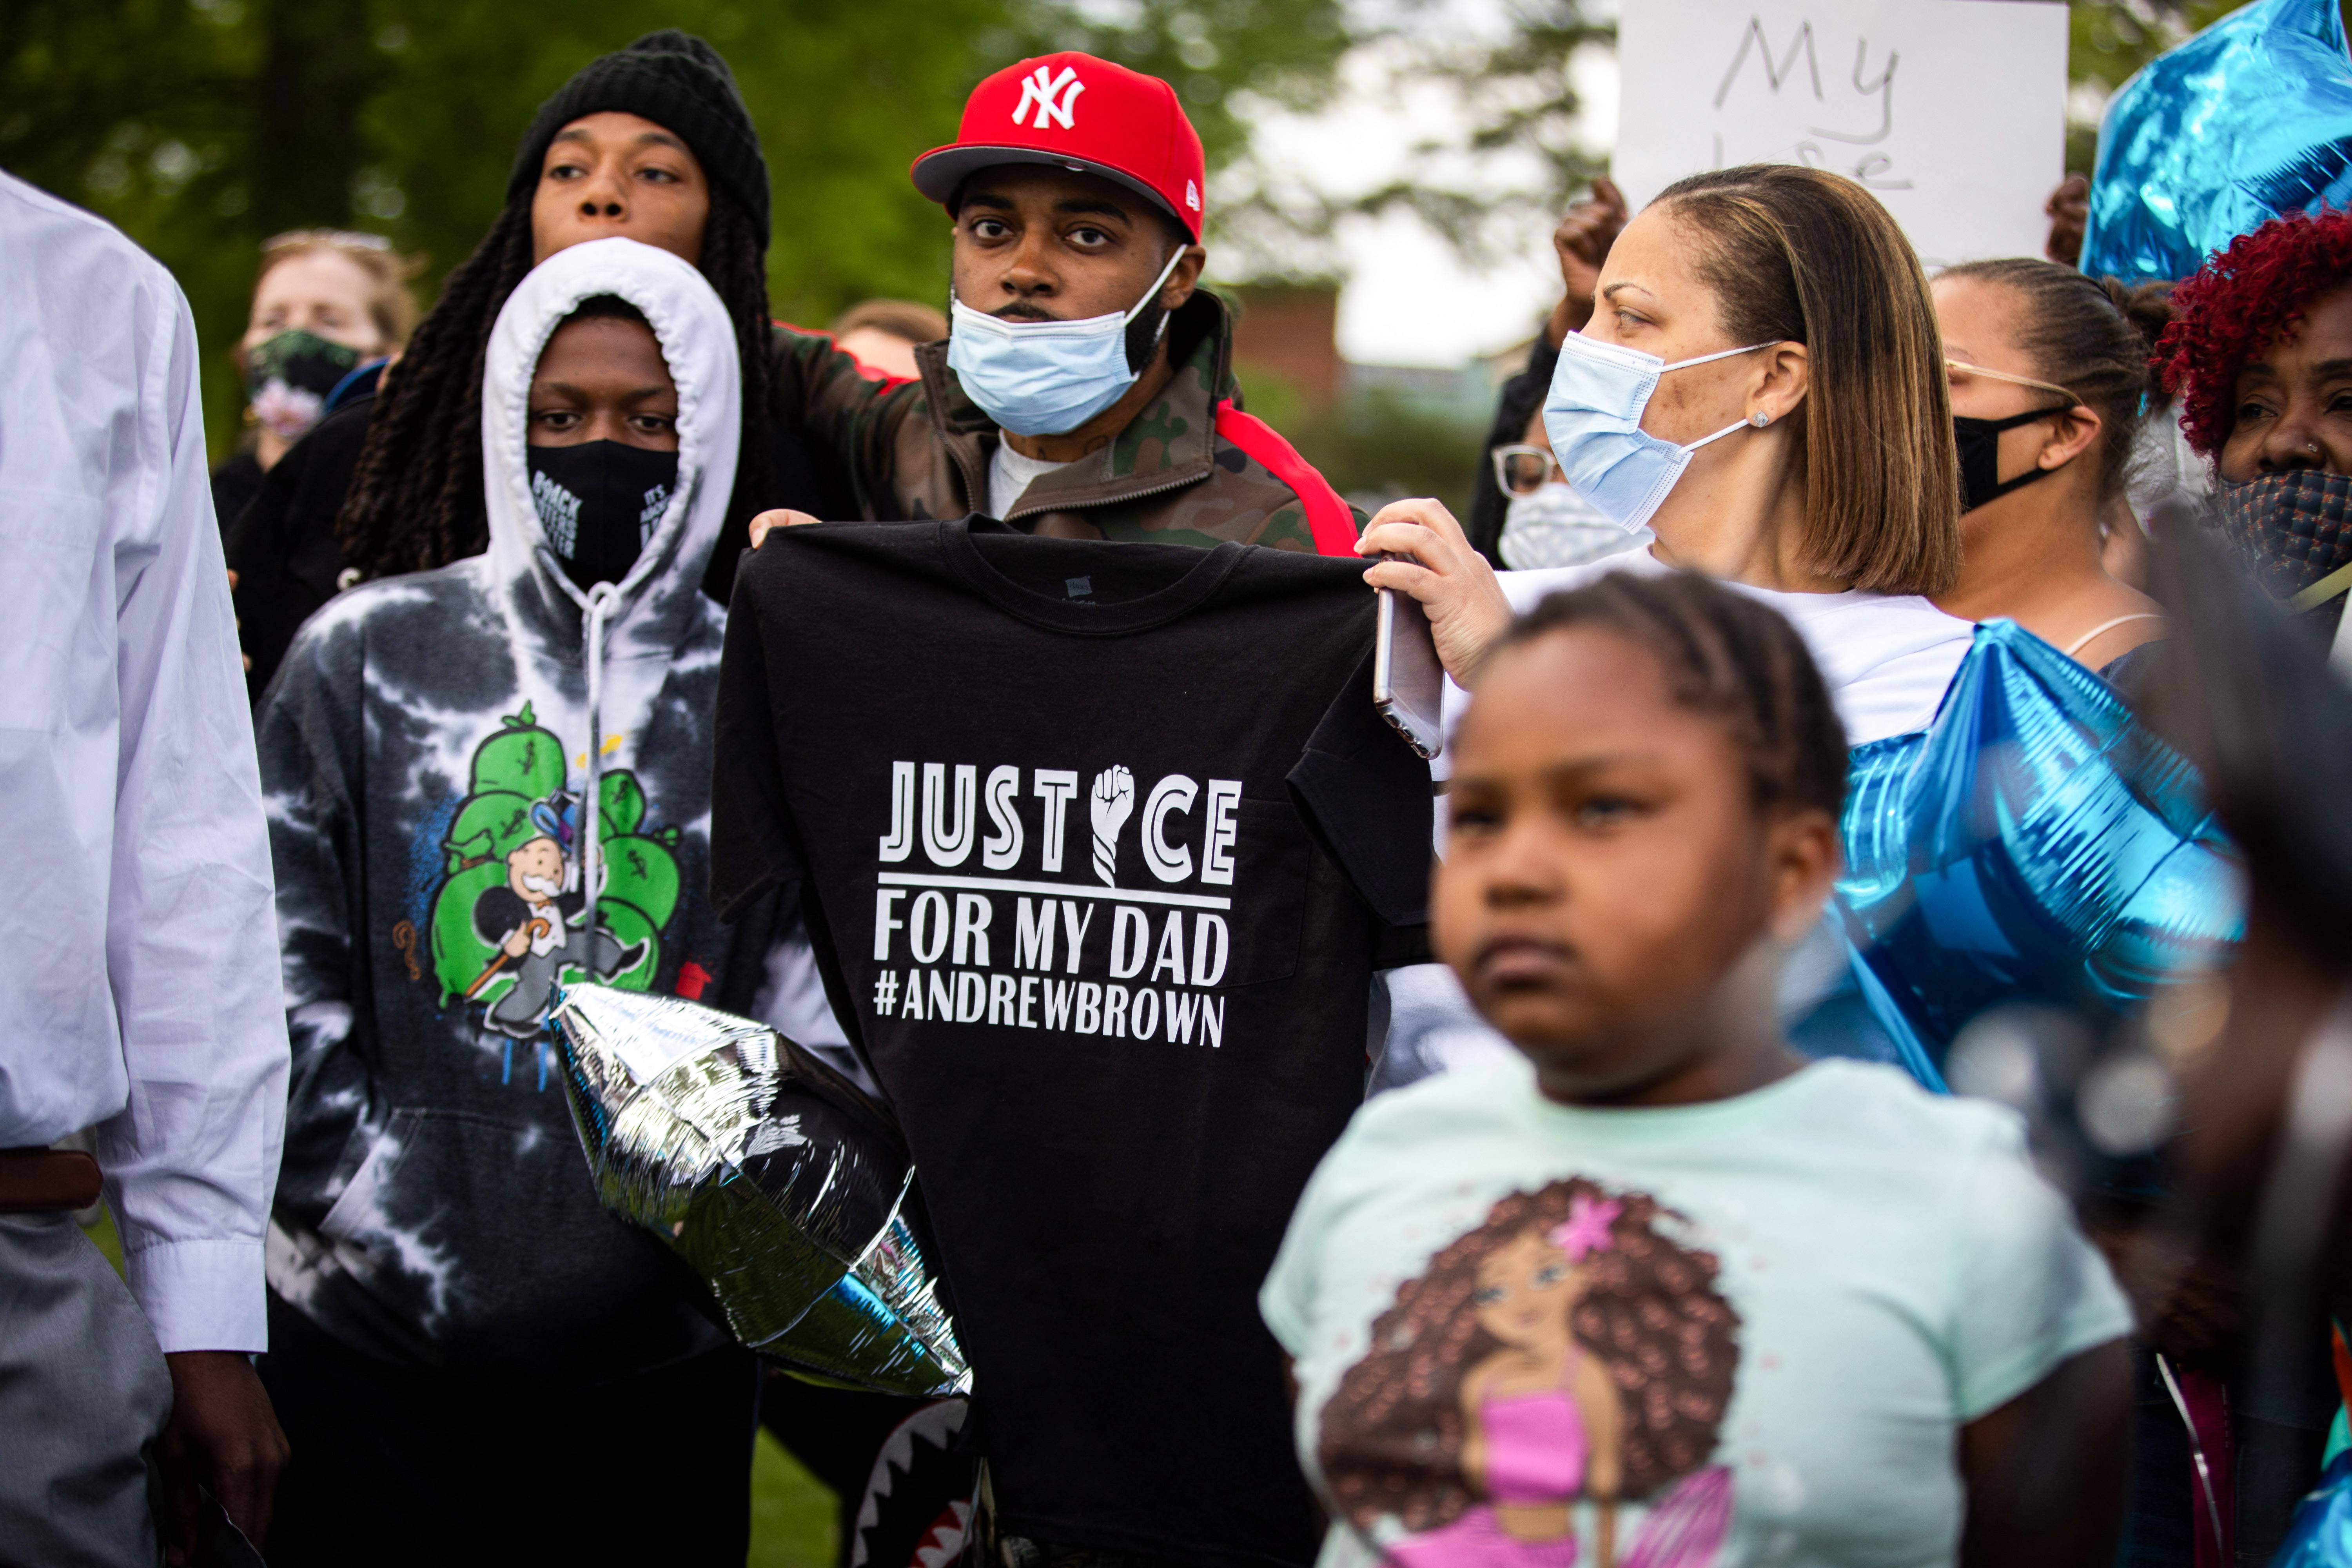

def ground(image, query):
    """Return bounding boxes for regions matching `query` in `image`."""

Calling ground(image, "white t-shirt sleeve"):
[1435,554,1976,761]
[1945,1123,2134,1421]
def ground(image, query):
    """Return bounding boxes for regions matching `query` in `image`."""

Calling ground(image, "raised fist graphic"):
[1090,765,1134,886]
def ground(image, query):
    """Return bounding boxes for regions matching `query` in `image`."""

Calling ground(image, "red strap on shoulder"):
[773,319,920,389]
[1214,397,1359,557]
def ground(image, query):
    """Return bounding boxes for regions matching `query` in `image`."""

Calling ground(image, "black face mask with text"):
[527,441,677,591]
[1955,410,2065,513]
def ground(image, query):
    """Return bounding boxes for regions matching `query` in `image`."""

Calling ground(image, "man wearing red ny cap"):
[760,52,1357,556]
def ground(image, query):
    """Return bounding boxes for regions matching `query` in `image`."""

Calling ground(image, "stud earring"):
[1750,411,1771,428]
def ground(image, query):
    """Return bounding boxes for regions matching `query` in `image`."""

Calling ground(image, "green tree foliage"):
[1348,0,1613,260]
[1291,388,1485,518]
[1223,0,2263,274]
[1,0,1351,456]
[2071,0,2254,98]
[1234,357,1485,519]
[1213,2,1613,274]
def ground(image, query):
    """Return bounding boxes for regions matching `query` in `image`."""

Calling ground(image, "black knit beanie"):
[507,30,770,241]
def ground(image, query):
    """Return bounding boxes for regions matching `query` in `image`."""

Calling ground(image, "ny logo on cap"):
[1012,65,1085,131]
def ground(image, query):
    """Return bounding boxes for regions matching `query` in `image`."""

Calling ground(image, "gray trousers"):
[0,1212,170,1567]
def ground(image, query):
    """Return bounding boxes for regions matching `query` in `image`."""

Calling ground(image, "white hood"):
[476,237,742,936]
[480,236,740,655]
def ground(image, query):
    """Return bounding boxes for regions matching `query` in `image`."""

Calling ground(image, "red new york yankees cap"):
[911,52,1207,242]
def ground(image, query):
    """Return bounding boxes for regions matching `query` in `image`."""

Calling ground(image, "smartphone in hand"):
[1373,586,1444,760]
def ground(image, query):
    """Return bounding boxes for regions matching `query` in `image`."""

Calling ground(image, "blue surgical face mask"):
[1542,332,1776,533]
[946,247,1187,437]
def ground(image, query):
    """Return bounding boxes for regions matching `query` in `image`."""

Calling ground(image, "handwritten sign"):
[1613,0,2068,268]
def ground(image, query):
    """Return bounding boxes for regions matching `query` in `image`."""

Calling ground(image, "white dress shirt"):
[0,173,289,1353]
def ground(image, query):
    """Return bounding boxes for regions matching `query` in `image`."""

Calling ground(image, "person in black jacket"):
[1464,178,1630,566]
[226,370,382,693]
[212,231,418,537]
[229,30,854,698]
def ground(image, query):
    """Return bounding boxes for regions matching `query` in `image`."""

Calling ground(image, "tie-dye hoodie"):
[257,239,813,1374]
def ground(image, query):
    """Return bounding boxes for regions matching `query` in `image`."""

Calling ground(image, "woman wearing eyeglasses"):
[1461,178,1653,572]
[1929,260,2172,682]
[1488,419,1653,570]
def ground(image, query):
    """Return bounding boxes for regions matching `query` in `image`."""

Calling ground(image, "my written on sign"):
[868,761,1241,1048]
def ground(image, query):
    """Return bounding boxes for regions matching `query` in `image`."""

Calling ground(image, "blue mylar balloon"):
[2278,1446,2352,1567]
[2081,0,2352,283]
[1814,621,2241,1080]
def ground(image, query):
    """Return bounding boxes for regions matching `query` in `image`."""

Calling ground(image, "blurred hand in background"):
[1546,175,1631,346]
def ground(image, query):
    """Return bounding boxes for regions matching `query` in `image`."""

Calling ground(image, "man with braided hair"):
[228,30,853,695]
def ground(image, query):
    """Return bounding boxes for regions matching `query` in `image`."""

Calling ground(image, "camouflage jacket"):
[767,289,1355,551]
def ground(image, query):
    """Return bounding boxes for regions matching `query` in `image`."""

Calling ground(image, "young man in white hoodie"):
[251,238,824,1563]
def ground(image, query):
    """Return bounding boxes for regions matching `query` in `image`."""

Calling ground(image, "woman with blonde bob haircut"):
[1365,165,1975,750]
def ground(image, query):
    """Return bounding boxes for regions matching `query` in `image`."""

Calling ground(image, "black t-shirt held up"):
[711,518,1432,1568]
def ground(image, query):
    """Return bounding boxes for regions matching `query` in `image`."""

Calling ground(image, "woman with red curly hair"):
[2154,209,2352,634]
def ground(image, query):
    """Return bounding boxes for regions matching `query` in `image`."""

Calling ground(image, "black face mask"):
[1955,409,2067,513]
[526,441,678,590]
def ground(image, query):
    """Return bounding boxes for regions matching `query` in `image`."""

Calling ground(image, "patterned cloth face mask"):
[1541,333,1776,533]
[1497,479,1651,570]
[243,328,362,443]
[2212,468,2352,611]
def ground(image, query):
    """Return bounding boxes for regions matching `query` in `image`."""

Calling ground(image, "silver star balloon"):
[550,984,971,1398]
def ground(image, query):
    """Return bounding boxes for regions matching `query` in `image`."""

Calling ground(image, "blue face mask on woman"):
[1541,333,1775,533]
[946,247,1187,437]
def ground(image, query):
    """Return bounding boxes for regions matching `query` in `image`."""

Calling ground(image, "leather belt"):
[0,1147,103,1213]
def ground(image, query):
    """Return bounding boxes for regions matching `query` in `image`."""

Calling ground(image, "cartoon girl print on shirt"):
[1318,1179,1739,1568]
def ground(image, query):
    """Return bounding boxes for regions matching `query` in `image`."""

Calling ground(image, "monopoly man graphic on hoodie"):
[254,239,844,1374]
[437,704,652,1042]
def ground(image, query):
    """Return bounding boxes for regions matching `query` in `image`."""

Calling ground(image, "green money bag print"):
[421,704,681,1034]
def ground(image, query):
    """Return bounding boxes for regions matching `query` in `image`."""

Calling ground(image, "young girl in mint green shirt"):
[1263,571,2131,1568]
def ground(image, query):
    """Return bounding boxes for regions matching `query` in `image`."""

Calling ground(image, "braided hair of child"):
[1491,569,1850,823]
